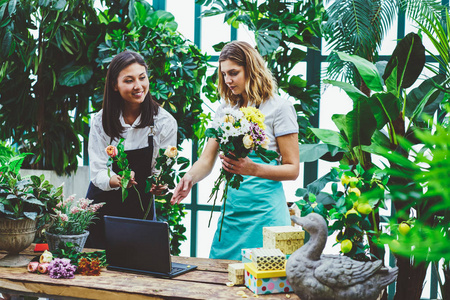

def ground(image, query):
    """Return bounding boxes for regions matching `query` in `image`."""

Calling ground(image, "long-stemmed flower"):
[106,138,144,211]
[145,146,189,219]
[206,107,278,240]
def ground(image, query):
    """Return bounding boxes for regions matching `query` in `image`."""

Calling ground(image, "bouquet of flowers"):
[106,138,144,210]
[47,195,105,235]
[206,106,278,240]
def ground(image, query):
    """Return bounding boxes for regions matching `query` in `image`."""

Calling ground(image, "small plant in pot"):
[45,196,105,253]
[0,149,63,267]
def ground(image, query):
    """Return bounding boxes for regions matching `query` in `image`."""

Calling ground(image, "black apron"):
[85,134,155,249]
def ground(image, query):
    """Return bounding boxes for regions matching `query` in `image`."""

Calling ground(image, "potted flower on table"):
[45,196,105,253]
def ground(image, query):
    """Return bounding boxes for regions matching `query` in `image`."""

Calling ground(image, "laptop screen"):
[104,216,172,274]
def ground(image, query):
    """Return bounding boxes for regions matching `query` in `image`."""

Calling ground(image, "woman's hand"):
[171,173,194,204]
[109,171,137,189]
[149,183,169,196]
[219,153,256,176]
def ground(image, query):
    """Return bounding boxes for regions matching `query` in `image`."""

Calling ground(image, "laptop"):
[104,215,197,278]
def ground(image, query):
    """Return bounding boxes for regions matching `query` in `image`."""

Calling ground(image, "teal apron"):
[209,152,291,260]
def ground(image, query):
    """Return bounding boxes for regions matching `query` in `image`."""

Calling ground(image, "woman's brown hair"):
[217,41,276,106]
[102,50,160,140]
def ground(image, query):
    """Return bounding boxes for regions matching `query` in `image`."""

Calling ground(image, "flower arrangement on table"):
[206,106,279,240]
[27,245,107,278]
[46,195,105,236]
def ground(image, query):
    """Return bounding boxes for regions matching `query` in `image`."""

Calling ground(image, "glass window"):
[196,210,220,258]
[166,0,196,42]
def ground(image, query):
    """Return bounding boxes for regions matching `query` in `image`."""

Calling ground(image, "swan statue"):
[286,213,398,300]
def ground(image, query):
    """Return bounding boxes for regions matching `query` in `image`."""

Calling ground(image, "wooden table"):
[0,245,300,300]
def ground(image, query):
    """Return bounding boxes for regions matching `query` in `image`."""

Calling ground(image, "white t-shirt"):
[214,95,299,155]
[88,107,178,191]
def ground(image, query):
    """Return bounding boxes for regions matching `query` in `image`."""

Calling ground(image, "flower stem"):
[218,183,228,242]
[143,196,153,220]
[133,185,144,212]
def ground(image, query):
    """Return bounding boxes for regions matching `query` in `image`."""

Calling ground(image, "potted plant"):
[0,145,63,267]
[45,195,105,253]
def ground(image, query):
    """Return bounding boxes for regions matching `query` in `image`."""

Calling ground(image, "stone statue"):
[286,213,398,300]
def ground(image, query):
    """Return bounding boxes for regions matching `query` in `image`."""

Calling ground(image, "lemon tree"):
[295,163,388,261]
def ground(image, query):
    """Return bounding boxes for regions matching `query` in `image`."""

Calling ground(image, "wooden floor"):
[0,245,300,300]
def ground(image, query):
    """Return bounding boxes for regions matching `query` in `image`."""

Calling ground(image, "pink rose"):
[38,263,50,274]
[27,262,39,273]
[106,145,118,158]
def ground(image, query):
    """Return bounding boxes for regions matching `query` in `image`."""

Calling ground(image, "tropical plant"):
[374,112,450,298]
[295,164,388,261]
[299,32,448,299]
[0,145,63,221]
[0,0,104,175]
[323,0,444,92]
[195,0,324,143]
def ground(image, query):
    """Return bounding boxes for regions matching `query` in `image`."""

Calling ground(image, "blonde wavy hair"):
[217,41,276,106]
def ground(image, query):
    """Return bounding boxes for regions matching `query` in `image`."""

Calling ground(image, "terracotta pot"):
[45,230,89,253]
[0,217,37,267]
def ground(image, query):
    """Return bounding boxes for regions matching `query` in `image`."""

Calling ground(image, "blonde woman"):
[171,41,299,260]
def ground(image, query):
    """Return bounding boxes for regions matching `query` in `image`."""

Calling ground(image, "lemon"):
[357,203,372,215]
[341,239,353,253]
[349,177,359,188]
[340,174,351,185]
[399,222,411,235]
[348,187,361,197]
[389,240,401,253]
[345,208,358,218]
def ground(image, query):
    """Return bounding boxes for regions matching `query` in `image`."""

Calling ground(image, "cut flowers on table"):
[46,195,105,235]
[206,106,278,240]
[27,243,107,277]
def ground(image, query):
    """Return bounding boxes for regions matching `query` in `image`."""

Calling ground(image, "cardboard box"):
[241,248,262,263]
[251,248,285,271]
[244,262,293,294]
[263,226,305,255]
[228,263,245,285]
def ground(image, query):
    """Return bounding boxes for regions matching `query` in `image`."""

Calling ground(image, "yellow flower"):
[240,107,265,130]
[164,146,178,158]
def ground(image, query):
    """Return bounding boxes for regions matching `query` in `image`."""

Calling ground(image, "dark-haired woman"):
[86,50,177,249]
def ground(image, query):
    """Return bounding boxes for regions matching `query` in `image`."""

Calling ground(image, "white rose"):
[164,146,178,158]
[261,136,270,149]
[243,134,253,149]
[39,250,53,264]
